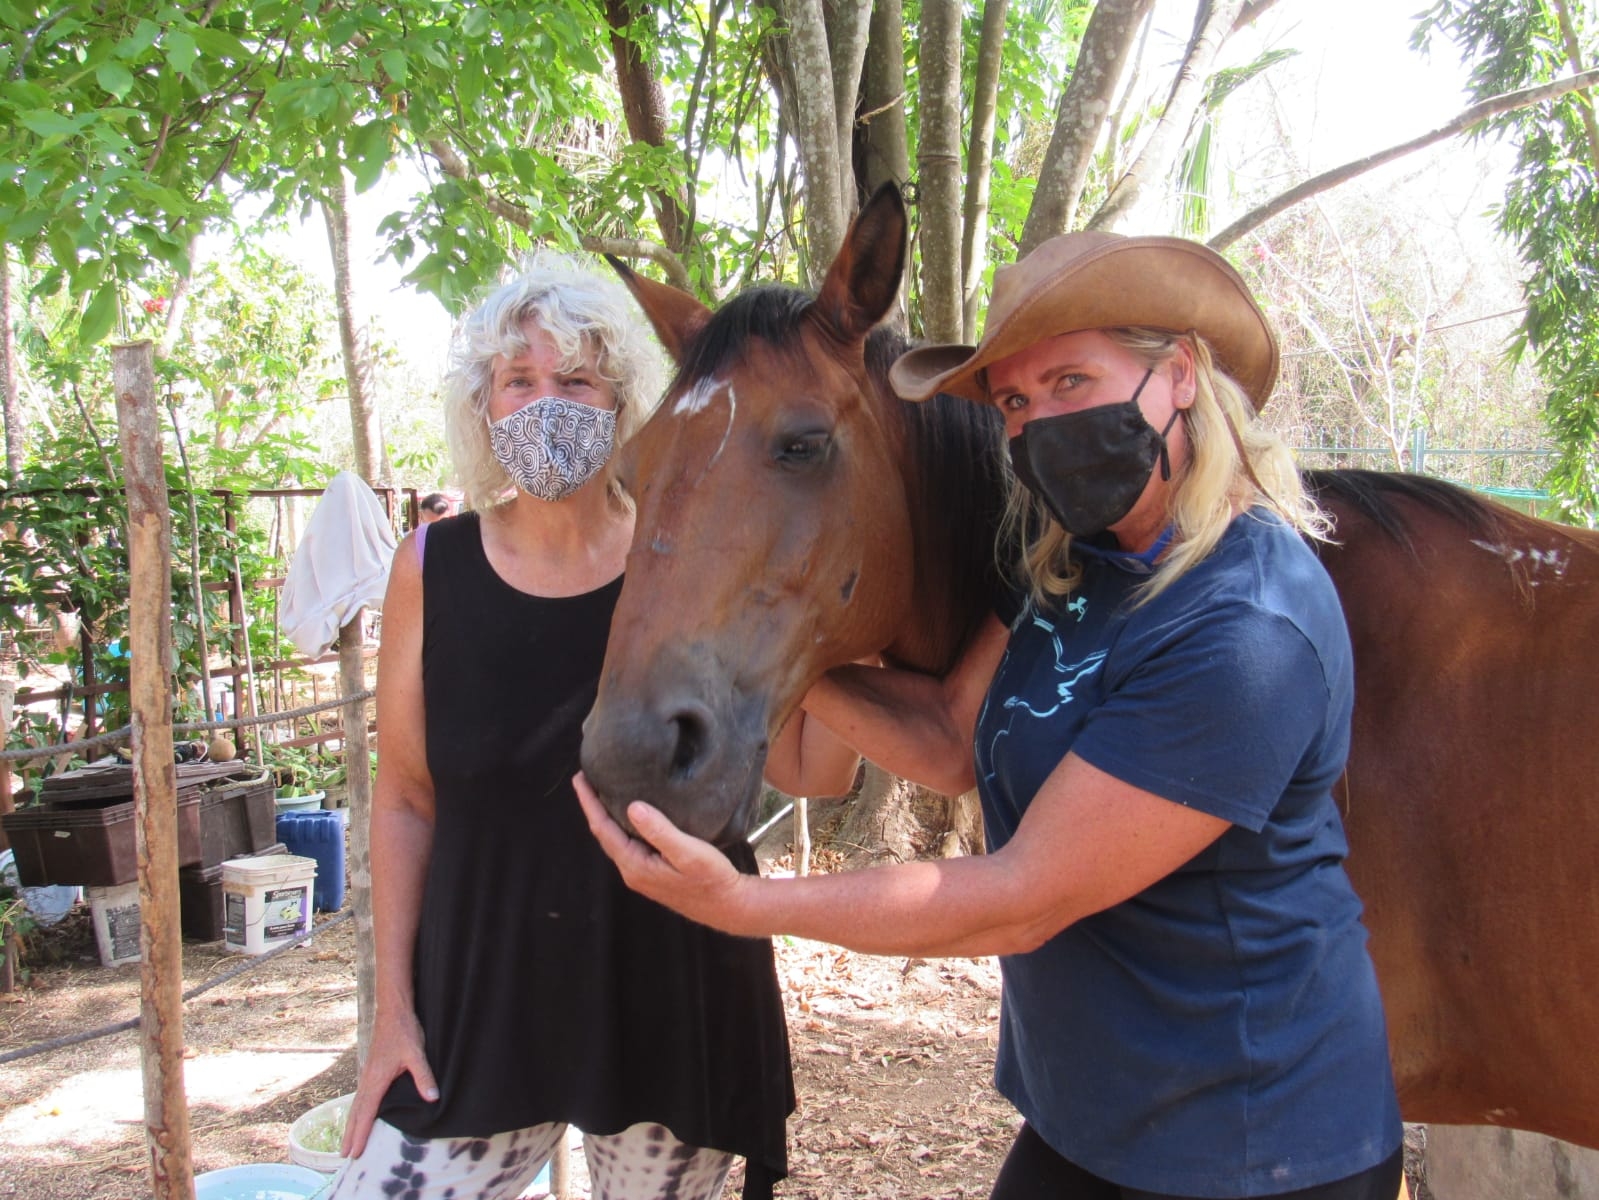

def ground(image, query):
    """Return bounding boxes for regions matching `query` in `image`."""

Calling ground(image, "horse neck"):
[880,389,1009,676]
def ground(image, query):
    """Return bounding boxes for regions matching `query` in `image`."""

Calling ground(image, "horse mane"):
[868,329,1009,676]
[1302,468,1514,555]
[671,283,1008,677]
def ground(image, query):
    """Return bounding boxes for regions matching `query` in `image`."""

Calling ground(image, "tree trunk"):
[856,0,911,197]
[0,250,22,483]
[1551,0,1599,169]
[604,0,691,254]
[777,0,849,283]
[322,173,390,485]
[961,0,1010,341]
[915,0,965,342]
[1087,0,1247,233]
[855,0,911,328]
[1019,0,1154,255]
[835,763,929,867]
[825,0,873,217]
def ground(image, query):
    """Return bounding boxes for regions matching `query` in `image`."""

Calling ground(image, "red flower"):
[142,297,168,315]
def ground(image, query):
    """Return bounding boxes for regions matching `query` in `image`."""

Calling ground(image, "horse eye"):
[775,431,832,467]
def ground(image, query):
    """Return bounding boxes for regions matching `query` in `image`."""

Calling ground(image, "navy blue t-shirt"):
[975,510,1401,1197]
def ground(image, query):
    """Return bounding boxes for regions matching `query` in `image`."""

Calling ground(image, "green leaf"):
[379,49,407,85]
[95,61,135,100]
[165,29,199,77]
[78,281,120,347]
[19,109,80,138]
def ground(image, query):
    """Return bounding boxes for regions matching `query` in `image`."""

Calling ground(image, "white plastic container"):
[222,852,316,956]
[289,1091,353,1173]
[86,880,141,967]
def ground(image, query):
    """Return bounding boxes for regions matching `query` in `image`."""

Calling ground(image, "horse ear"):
[604,255,710,364]
[812,183,908,343]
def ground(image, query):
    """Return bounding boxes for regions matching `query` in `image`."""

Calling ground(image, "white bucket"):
[222,853,316,956]
[86,881,141,967]
[288,1091,353,1173]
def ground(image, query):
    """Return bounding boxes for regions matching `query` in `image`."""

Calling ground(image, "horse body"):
[580,186,1599,1147]
[1309,472,1599,1145]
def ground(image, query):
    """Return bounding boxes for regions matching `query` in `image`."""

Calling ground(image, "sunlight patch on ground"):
[0,1048,341,1150]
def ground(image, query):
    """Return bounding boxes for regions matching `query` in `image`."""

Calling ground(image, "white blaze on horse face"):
[670,375,739,481]
[673,374,726,417]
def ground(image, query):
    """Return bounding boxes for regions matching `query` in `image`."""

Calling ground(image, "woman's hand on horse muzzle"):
[574,772,754,934]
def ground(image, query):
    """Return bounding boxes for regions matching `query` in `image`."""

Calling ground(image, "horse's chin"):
[581,744,766,852]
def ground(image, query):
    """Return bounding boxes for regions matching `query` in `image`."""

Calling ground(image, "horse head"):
[580,185,1004,845]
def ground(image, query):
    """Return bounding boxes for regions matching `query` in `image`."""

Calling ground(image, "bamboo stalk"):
[112,339,194,1200]
[163,397,214,722]
[231,554,266,768]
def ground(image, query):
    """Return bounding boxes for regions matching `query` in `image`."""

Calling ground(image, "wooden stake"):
[338,610,376,1063]
[113,340,195,1200]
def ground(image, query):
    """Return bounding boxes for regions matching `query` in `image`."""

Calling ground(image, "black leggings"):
[990,1123,1404,1200]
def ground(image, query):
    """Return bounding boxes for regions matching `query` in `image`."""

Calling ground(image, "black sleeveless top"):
[379,513,794,1196]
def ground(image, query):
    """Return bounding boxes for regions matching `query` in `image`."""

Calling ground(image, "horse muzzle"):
[580,664,769,849]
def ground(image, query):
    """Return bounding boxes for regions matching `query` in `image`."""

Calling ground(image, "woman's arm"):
[342,534,440,1156]
[762,708,861,799]
[577,751,1228,959]
[799,614,1011,796]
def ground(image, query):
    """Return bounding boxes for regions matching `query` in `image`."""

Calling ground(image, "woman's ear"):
[1170,341,1198,408]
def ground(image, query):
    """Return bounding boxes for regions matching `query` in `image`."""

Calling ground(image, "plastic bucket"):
[275,811,346,912]
[222,853,316,955]
[274,790,325,815]
[193,1163,329,1200]
[288,1092,353,1173]
[87,880,141,967]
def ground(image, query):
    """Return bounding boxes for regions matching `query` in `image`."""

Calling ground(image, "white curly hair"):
[442,251,667,511]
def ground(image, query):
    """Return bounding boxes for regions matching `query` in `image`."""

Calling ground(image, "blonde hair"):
[442,251,667,511]
[1003,328,1328,607]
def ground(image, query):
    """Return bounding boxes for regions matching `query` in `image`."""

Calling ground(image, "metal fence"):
[1294,429,1556,513]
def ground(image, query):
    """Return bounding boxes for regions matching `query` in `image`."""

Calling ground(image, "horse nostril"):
[668,708,710,779]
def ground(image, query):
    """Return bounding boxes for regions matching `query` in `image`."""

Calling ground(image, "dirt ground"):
[0,850,1428,1200]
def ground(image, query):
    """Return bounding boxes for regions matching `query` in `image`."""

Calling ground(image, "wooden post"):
[338,610,376,1063]
[550,1136,571,1200]
[113,339,195,1200]
[793,796,811,877]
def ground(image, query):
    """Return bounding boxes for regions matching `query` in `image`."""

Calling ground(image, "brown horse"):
[580,185,1599,1148]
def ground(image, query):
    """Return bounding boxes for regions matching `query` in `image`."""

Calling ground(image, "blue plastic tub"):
[274,810,346,912]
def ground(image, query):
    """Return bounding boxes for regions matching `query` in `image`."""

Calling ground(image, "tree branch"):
[425,137,692,289]
[578,236,694,291]
[1209,68,1599,251]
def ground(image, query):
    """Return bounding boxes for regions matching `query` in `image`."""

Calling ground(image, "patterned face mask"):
[488,396,617,502]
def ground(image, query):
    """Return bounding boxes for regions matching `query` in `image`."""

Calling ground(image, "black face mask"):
[1006,369,1182,539]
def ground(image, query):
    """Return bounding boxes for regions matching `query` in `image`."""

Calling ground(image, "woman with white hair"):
[581,233,1404,1200]
[331,254,802,1200]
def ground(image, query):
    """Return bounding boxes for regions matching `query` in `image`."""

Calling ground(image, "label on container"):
[107,902,140,961]
[224,891,245,941]
[264,886,309,938]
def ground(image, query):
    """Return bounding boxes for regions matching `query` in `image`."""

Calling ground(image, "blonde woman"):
[334,254,798,1200]
[581,233,1403,1200]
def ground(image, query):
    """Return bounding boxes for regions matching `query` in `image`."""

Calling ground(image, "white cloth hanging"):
[279,471,398,657]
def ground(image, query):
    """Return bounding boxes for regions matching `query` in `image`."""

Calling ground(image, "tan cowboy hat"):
[889,231,1279,410]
